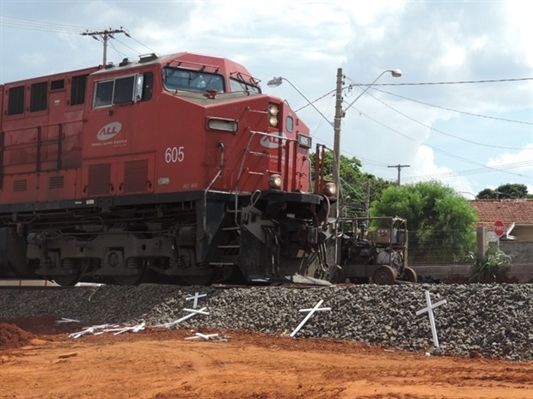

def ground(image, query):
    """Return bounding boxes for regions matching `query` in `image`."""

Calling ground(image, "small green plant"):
[468,246,512,282]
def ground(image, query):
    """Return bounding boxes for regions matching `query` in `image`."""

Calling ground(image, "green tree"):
[477,183,528,199]
[477,188,496,199]
[370,181,478,264]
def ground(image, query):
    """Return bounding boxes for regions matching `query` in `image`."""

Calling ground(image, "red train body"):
[0,52,335,285]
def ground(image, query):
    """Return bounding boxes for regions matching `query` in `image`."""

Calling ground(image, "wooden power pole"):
[82,28,128,66]
[388,164,410,185]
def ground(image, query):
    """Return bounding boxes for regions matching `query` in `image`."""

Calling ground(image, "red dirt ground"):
[1,316,532,399]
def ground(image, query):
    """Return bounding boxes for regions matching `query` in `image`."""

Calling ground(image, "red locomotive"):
[0,52,336,285]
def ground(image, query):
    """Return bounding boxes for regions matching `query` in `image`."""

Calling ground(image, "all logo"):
[260,133,287,149]
[97,122,122,141]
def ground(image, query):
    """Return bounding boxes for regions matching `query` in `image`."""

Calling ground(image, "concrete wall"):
[410,228,533,283]
[412,263,533,283]
[500,240,533,263]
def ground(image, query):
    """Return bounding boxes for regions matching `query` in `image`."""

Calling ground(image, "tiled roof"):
[470,199,533,227]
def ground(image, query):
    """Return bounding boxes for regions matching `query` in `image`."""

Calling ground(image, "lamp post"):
[459,191,478,199]
[268,68,402,265]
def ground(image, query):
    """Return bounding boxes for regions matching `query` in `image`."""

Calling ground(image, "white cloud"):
[487,144,533,169]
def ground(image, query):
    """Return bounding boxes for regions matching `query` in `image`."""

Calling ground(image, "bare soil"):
[1,316,532,399]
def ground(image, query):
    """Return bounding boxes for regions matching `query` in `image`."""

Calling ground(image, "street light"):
[459,191,478,199]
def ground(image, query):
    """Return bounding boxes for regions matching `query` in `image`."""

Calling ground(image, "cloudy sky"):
[1,0,532,198]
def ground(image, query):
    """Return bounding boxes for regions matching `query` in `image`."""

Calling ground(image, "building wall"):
[510,225,533,241]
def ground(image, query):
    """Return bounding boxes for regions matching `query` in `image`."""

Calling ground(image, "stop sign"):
[494,220,505,237]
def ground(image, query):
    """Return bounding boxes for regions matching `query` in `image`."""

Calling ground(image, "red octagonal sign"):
[494,220,505,237]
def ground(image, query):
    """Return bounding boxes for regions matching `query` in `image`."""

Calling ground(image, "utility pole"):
[82,28,128,66]
[365,179,371,218]
[332,68,344,265]
[388,164,410,185]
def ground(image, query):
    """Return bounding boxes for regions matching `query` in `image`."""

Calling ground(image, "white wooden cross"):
[186,292,207,308]
[416,290,447,348]
[290,299,331,338]
[154,292,208,329]
[155,307,209,328]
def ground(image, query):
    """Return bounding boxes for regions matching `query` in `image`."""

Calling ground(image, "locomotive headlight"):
[268,104,279,127]
[268,104,279,116]
[269,173,283,189]
[324,182,337,197]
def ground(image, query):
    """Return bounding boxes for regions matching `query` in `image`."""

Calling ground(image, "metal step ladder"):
[208,200,242,267]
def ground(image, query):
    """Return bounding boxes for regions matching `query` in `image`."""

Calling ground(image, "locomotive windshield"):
[229,78,261,94]
[163,67,225,92]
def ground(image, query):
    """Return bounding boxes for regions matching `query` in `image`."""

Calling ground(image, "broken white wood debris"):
[290,299,331,338]
[154,307,209,328]
[185,332,219,340]
[68,322,145,339]
[186,292,207,308]
[69,324,117,339]
[57,318,81,324]
[416,290,447,348]
[103,322,146,336]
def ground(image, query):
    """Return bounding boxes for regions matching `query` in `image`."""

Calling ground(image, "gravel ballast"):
[1,283,532,361]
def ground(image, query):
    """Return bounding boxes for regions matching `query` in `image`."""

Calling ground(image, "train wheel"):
[373,265,396,285]
[113,274,144,286]
[180,275,213,286]
[402,267,417,283]
[52,274,81,287]
[328,265,346,284]
[112,258,147,285]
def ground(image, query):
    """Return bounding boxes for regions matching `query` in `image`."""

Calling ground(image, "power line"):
[372,87,533,126]
[305,76,533,182]
[361,89,530,151]
[297,80,532,128]
[0,15,94,33]
[355,77,533,87]
[0,14,157,62]
[352,107,528,178]
[402,159,533,181]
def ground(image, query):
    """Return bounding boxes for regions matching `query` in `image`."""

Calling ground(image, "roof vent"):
[104,62,115,69]
[139,53,158,63]
[119,58,131,67]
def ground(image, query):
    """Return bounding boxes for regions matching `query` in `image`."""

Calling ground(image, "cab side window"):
[94,80,114,107]
[93,72,154,108]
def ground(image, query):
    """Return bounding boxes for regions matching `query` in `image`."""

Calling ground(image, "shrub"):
[468,247,512,283]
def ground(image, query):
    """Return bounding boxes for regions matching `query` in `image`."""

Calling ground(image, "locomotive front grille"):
[88,163,111,195]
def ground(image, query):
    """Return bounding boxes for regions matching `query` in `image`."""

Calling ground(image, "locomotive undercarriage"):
[0,191,333,286]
